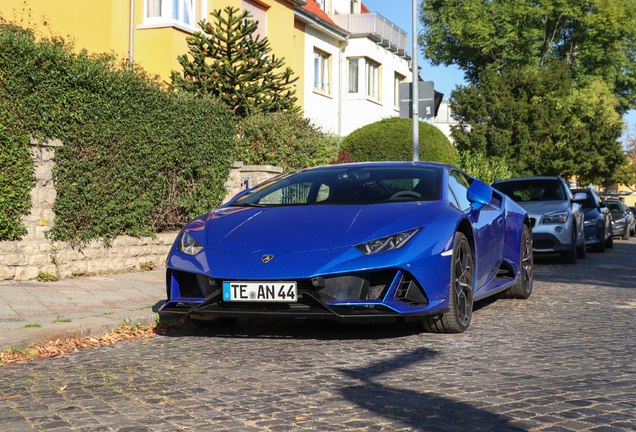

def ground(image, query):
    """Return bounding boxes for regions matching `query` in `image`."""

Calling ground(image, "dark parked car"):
[571,189,613,252]
[630,207,636,236]
[606,199,631,240]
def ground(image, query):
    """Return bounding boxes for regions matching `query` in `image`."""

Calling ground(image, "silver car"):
[492,176,586,264]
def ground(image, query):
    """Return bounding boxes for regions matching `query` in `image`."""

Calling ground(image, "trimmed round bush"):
[342,117,458,165]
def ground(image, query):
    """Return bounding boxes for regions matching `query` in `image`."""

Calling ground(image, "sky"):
[361,0,636,138]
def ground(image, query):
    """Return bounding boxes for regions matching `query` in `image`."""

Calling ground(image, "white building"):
[434,99,460,144]
[295,0,412,136]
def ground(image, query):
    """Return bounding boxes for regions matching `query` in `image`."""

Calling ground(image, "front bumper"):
[528,215,573,252]
[583,224,604,245]
[160,268,448,323]
[612,221,627,237]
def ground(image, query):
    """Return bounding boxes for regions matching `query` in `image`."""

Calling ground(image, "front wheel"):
[498,224,533,299]
[561,225,577,264]
[606,226,614,249]
[594,224,606,253]
[422,232,474,333]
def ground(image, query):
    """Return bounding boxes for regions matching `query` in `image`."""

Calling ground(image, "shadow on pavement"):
[533,239,636,290]
[338,347,520,431]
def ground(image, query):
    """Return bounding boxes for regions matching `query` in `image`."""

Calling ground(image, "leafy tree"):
[458,151,513,184]
[420,0,636,113]
[451,63,625,183]
[170,6,299,117]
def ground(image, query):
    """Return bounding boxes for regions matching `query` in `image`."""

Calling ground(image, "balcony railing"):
[328,13,408,55]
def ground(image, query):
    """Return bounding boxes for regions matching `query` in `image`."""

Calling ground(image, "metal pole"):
[412,0,419,161]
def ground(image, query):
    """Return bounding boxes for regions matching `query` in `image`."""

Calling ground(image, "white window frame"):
[366,59,380,100]
[394,73,404,107]
[348,58,359,94]
[142,0,197,31]
[314,50,330,94]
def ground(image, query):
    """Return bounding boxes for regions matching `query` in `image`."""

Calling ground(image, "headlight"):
[584,220,594,226]
[177,232,204,256]
[355,229,420,255]
[613,218,626,224]
[543,212,568,224]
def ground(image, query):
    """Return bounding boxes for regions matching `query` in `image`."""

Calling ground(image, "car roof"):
[298,161,457,172]
[493,176,561,183]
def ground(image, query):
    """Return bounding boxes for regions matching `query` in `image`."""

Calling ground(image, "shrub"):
[0,114,34,241]
[342,117,458,165]
[458,151,513,184]
[236,113,337,171]
[0,20,236,246]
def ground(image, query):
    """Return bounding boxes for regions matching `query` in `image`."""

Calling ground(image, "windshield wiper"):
[229,202,267,207]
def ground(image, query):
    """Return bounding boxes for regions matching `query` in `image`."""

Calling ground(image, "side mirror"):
[467,180,492,211]
[572,192,587,203]
[600,201,607,208]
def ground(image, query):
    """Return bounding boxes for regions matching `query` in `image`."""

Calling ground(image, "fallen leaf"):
[59,385,67,392]
[295,416,307,420]
[1,396,20,400]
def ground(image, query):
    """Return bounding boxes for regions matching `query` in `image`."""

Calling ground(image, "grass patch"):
[53,316,71,323]
[36,271,58,282]
[23,322,41,328]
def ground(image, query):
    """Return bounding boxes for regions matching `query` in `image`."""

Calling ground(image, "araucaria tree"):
[419,0,636,180]
[170,6,299,117]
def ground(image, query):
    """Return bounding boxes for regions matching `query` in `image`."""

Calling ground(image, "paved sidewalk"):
[0,269,170,351]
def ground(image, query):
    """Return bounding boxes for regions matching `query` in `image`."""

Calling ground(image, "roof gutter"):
[338,33,350,136]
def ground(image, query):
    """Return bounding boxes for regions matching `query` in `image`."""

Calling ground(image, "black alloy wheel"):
[561,225,577,264]
[422,232,474,333]
[499,224,533,299]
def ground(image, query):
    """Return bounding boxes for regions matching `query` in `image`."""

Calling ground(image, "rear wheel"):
[422,232,474,333]
[561,226,577,264]
[498,224,533,299]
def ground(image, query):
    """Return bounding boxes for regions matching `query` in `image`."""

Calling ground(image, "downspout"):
[338,34,350,136]
[129,0,135,70]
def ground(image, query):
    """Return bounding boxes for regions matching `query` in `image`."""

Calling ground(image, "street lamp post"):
[412,0,419,161]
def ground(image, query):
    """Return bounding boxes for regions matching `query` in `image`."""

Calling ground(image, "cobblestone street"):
[1,240,635,432]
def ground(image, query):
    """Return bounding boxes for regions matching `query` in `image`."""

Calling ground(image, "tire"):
[606,226,614,249]
[561,225,577,264]
[498,224,533,299]
[594,224,606,253]
[422,232,474,333]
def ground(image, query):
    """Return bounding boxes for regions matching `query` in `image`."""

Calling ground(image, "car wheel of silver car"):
[561,225,577,264]
[499,224,533,300]
[422,232,474,334]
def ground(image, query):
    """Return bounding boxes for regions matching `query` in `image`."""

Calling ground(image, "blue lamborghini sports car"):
[160,162,533,333]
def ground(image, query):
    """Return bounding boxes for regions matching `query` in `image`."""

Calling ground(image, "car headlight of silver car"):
[613,217,626,224]
[178,232,204,256]
[543,212,569,224]
[355,228,420,255]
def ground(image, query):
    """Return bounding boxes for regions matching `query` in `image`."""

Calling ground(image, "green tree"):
[420,0,636,113]
[170,6,299,117]
[451,64,625,182]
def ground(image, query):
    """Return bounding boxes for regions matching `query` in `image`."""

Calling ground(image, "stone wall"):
[0,140,283,281]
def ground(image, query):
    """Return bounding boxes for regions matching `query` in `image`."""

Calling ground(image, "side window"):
[449,171,472,211]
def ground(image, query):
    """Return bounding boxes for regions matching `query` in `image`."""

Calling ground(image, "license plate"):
[222,281,297,302]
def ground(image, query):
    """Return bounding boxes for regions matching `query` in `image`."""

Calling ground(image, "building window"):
[242,0,268,40]
[394,74,404,107]
[145,0,196,27]
[348,58,359,93]
[314,51,330,93]
[350,0,358,14]
[366,60,380,100]
[316,0,330,13]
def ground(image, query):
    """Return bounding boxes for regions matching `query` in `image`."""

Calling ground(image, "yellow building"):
[0,0,305,108]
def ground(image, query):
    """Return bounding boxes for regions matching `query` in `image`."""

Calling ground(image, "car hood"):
[611,212,625,220]
[203,203,429,254]
[512,200,570,215]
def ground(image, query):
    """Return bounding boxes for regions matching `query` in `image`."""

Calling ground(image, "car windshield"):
[231,166,443,206]
[606,202,623,212]
[493,179,565,203]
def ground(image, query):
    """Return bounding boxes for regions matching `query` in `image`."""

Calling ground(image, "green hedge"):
[0,21,236,246]
[0,113,34,241]
[342,117,458,165]
[236,113,336,171]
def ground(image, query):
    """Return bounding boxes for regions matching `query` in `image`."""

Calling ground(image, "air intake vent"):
[394,275,428,306]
